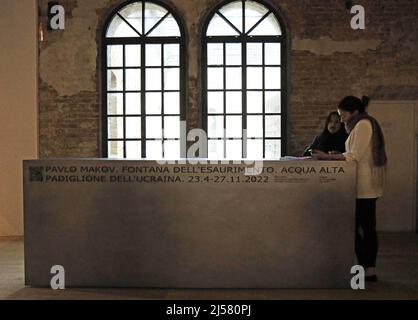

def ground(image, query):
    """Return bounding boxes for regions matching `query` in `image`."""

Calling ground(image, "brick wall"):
[38,0,418,157]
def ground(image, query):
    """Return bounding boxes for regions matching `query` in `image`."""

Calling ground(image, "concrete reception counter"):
[24,160,356,288]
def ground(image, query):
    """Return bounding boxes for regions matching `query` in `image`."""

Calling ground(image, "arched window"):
[203,0,287,160]
[102,1,185,159]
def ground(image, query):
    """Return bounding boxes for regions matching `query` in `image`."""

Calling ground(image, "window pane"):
[126,117,141,139]
[146,68,162,90]
[226,91,242,114]
[208,116,224,138]
[164,44,179,66]
[108,141,124,159]
[265,116,281,137]
[108,70,123,91]
[144,2,168,34]
[265,140,281,159]
[265,91,281,113]
[246,139,263,159]
[247,43,263,65]
[247,67,262,89]
[146,92,162,114]
[108,117,124,139]
[164,140,180,159]
[164,116,180,138]
[219,1,243,33]
[107,93,123,115]
[208,68,224,90]
[126,92,141,115]
[203,0,285,160]
[248,13,282,36]
[245,1,269,33]
[247,115,263,138]
[207,13,240,36]
[107,45,123,67]
[125,44,141,67]
[226,116,242,138]
[126,141,141,159]
[146,116,162,139]
[164,68,180,90]
[226,43,241,65]
[146,44,161,66]
[225,67,242,90]
[164,92,180,114]
[208,43,224,65]
[208,92,223,114]
[265,67,281,89]
[106,15,139,38]
[265,43,281,65]
[226,140,242,159]
[106,3,185,161]
[147,140,163,159]
[247,91,263,113]
[118,2,143,35]
[208,140,224,159]
[126,69,141,90]
[148,14,181,37]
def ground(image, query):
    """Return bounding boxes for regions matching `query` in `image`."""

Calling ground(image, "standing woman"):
[313,96,387,282]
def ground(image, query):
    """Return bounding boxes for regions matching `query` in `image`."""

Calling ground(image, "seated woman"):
[303,111,348,156]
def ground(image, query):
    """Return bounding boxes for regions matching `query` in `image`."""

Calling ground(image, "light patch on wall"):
[292,36,381,55]
[40,0,109,96]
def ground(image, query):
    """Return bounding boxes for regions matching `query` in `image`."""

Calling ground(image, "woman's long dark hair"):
[338,96,370,113]
[322,111,346,136]
[312,111,348,154]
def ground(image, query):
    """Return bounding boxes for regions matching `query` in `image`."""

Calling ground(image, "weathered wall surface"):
[38,0,418,157]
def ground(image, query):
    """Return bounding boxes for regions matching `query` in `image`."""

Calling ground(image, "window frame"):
[201,0,288,159]
[101,0,187,159]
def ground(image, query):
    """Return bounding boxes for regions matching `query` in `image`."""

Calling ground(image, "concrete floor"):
[1,233,418,300]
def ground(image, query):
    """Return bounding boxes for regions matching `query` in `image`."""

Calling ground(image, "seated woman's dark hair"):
[338,96,370,113]
[322,111,343,135]
[302,111,348,156]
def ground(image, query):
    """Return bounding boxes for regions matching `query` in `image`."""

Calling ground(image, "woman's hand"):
[311,150,329,160]
[311,150,345,161]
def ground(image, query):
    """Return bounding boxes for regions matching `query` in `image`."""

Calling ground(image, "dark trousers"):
[355,198,378,268]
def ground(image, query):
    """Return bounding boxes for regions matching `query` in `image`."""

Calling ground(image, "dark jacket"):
[303,129,348,157]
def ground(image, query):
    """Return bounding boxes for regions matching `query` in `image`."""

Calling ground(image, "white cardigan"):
[343,119,386,199]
